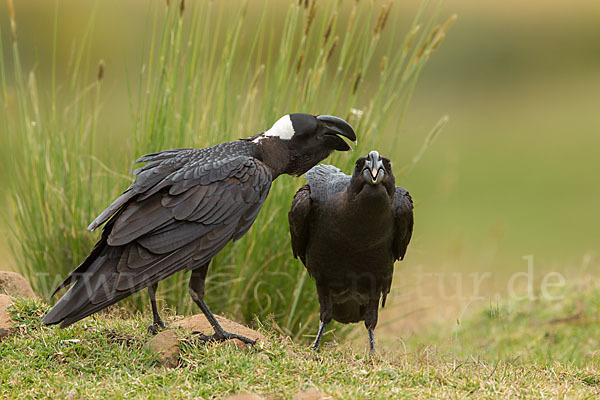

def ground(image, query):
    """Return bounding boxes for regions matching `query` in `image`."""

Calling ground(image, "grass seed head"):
[304,2,318,36]
[404,24,421,54]
[431,32,446,51]
[326,36,339,64]
[97,60,105,81]
[429,25,441,42]
[347,7,357,32]
[8,0,17,42]
[296,51,305,75]
[374,1,393,36]
[417,25,440,60]
[380,55,387,74]
[241,0,248,18]
[324,12,337,44]
[314,66,324,88]
[352,71,361,94]
[441,14,458,33]
[427,15,456,52]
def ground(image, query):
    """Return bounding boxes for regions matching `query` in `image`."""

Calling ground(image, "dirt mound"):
[0,271,36,299]
[0,294,15,339]
[172,313,266,345]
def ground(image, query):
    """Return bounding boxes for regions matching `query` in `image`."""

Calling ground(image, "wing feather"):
[392,187,414,261]
[125,244,156,269]
[137,222,210,254]
[288,184,312,266]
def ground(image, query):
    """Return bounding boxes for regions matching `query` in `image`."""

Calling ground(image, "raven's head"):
[254,113,356,176]
[350,150,396,196]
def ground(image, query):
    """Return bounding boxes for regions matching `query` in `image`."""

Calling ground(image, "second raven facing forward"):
[43,113,356,344]
[288,151,414,352]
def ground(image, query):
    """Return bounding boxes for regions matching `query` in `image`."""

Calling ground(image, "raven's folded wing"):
[288,184,312,266]
[44,147,272,327]
[392,187,414,261]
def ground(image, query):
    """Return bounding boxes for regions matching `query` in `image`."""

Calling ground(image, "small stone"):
[222,393,266,400]
[145,330,179,368]
[172,313,266,346]
[0,271,36,299]
[0,294,15,339]
[293,389,335,400]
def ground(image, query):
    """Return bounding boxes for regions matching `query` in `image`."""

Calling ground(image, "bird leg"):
[188,265,256,345]
[311,285,332,351]
[364,295,380,353]
[191,298,256,345]
[367,328,375,353]
[311,320,329,351]
[147,282,167,334]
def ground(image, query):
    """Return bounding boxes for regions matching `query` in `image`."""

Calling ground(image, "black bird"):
[288,150,413,352]
[43,113,356,344]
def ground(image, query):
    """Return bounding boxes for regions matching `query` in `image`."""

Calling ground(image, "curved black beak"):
[317,115,357,151]
[364,150,384,185]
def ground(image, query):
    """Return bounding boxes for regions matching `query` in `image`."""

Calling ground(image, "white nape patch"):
[253,115,294,143]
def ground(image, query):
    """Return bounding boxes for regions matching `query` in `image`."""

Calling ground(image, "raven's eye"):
[383,158,392,170]
[356,158,367,169]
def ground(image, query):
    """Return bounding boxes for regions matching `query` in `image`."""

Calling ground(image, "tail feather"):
[43,239,200,328]
[42,246,124,327]
[50,239,108,297]
[51,208,125,297]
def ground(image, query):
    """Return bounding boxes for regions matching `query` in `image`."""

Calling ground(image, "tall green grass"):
[0,1,112,297]
[2,0,453,339]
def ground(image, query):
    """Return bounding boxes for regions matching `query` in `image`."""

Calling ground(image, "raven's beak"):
[317,115,357,151]
[364,150,384,185]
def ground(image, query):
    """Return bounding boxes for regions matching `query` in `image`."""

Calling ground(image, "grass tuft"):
[2,0,452,339]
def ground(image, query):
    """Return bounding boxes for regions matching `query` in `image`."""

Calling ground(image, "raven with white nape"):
[43,113,356,345]
[288,151,413,352]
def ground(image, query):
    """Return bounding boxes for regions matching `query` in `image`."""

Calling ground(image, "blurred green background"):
[0,0,599,334]
[387,0,600,333]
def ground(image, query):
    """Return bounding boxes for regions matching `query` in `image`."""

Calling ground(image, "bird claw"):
[147,321,168,335]
[191,330,256,345]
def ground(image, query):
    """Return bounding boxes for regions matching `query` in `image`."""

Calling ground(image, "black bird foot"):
[147,320,168,335]
[310,343,321,353]
[192,329,256,346]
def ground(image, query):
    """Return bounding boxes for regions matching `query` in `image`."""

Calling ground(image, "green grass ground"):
[2,277,599,399]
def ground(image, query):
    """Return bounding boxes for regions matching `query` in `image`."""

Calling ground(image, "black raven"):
[43,113,356,344]
[288,150,413,352]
